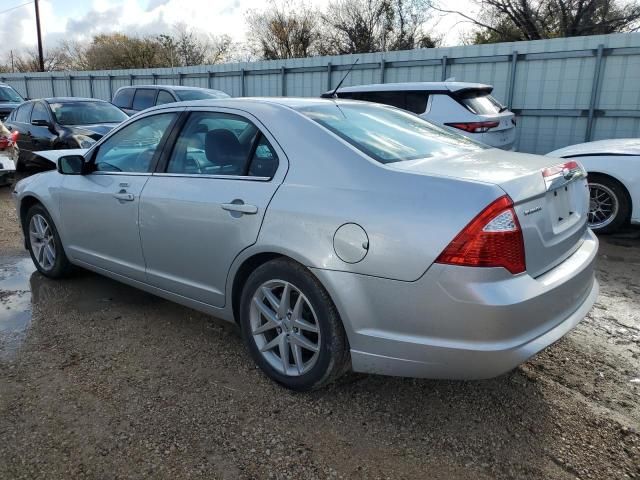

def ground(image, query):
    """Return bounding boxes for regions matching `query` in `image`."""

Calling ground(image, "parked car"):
[4,97,128,173]
[0,120,19,186]
[547,138,640,233]
[112,85,230,115]
[323,82,517,150]
[0,82,25,121]
[14,98,598,391]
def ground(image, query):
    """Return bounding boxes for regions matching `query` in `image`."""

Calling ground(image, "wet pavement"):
[0,188,638,480]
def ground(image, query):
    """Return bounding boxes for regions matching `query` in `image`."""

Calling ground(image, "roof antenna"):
[326,58,359,98]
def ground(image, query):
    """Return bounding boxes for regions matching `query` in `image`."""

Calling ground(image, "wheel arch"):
[19,194,44,237]
[228,249,342,328]
[587,171,633,221]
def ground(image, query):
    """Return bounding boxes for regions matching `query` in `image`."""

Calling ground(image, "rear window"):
[298,102,484,164]
[455,90,505,115]
[113,88,134,109]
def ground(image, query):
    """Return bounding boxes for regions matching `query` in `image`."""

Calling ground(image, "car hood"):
[69,123,119,137]
[34,148,88,166]
[547,138,640,158]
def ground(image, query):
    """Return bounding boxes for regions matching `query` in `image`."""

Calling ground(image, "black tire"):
[239,258,350,391]
[587,174,630,234]
[25,203,72,278]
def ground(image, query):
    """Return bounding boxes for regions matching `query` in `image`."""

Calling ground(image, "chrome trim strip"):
[152,172,272,181]
[91,172,151,176]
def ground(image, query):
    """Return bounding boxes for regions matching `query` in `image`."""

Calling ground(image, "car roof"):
[116,85,217,91]
[325,81,493,94]
[142,96,393,114]
[42,97,110,103]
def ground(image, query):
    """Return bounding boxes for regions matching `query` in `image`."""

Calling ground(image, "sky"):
[0,0,477,57]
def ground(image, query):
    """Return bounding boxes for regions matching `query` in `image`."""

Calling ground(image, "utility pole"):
[34,0,45,72]
[10,50,15,73]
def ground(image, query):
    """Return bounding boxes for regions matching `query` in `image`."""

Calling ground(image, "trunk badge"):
[523,206,542,216]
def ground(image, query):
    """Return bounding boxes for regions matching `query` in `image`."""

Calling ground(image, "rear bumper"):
[311,229,598,379]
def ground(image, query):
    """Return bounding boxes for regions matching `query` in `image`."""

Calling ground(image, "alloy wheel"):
[29,213,56,271]
[250,280,321,376]
[588,183,619,230]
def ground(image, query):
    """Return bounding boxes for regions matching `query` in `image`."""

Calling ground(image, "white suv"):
[324,82,517,150]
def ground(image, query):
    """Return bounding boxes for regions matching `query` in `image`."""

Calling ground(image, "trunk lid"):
[389,149,589,277]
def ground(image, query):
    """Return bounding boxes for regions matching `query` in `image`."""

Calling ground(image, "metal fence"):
[2,32,640,154]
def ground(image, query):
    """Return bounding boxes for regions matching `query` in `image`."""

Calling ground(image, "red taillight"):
[435,195,526,274]
[0,131,18,150]
[444,121,500,133]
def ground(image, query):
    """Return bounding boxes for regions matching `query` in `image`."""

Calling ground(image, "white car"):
[547,139,640,233]
[324,82,517,150]
[0,120,18,186]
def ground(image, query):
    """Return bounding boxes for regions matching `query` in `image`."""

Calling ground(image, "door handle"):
[113,192,135,202]
[221,202,258,215]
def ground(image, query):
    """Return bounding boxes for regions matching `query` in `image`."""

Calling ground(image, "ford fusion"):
[13,98,598,391]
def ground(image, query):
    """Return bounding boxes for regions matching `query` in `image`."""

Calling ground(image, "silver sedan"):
[14,98,598,391]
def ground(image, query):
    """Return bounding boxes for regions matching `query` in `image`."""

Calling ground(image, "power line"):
[0,1,34,16]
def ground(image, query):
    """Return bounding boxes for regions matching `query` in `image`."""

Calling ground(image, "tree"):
[12,47,74,72]
[246,0,325,59]
[321,0,437,54]
[439,0,640,44]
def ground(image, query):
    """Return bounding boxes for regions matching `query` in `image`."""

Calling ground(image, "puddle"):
[0,256,36,360]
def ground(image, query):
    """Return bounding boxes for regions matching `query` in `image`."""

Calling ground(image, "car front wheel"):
[587,174,630,234]
[239,258,350,391]
[25,204,72,278]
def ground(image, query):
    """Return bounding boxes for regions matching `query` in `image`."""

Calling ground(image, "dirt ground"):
[0,186,638,480]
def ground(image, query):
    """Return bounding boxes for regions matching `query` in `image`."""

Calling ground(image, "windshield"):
[175,90,230,101]
[49,101,128,125]
[298,102,486,164]
[455,90,505,115]
[0,85,24,103]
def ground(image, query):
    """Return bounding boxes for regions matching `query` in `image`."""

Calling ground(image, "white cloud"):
[0,0,476,57]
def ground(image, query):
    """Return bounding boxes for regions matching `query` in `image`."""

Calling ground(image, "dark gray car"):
[0,83,25,121]
[112,85,229,115]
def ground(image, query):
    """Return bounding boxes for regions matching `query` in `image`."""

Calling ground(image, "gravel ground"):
[0,186,638,480]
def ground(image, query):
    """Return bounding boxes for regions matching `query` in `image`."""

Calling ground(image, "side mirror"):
[31,119,51,127]
[58,155,87,175]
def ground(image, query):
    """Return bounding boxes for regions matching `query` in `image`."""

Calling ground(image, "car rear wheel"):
[26,204,72,278]
[587,174,629,234]
[239,258,350,391]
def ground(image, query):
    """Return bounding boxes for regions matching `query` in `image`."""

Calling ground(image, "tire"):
[239,258,350,391]
[587,174,630,234]
[25,204,72,278]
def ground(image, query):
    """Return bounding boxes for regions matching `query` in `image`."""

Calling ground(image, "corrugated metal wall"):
[2,33,640,154]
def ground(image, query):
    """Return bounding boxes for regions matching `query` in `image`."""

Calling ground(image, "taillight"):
[0,131,18,149]
[435,195,526,274]
[444,121,500,133]
[541,160,580,179]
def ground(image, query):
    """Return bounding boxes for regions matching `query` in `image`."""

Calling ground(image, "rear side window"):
[15,103,33,123]
[156,90,175,106]
[31,102,50,123]
[113,88,134,109]
[340,91,428,114]
[455,90,504,115]
[166,111,278,178]
[132,89,157,111]
[298,102,484,164]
